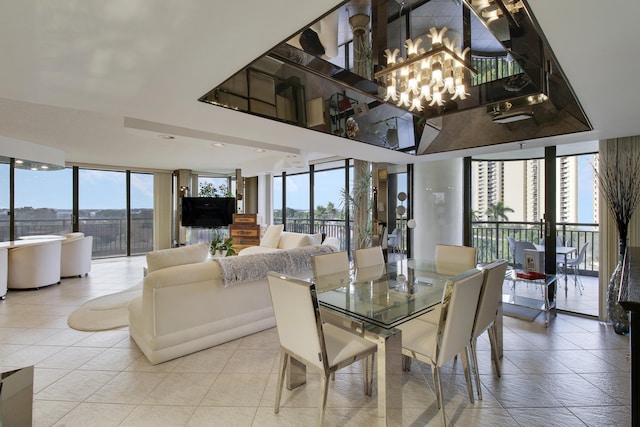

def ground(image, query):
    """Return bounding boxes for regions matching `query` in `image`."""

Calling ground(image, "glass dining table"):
[288,259,460,426]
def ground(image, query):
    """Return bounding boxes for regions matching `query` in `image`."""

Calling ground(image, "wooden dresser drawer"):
[233,213,257,224]
[232,237,260,245]
[230,227,259,238]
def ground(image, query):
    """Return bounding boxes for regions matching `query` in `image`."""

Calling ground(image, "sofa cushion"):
[277,231,311,249]
[322,236,340,251]
[146,243,209,273]
[305,233,323,246]
[260,224,284,248]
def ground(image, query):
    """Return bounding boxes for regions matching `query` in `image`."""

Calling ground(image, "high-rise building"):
[472,156,584,223]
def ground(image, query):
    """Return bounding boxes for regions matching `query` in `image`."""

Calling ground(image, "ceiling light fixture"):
[255,149,265,153]
[374,26,477,112]
[212,143,225,148]
[463,0,525,27]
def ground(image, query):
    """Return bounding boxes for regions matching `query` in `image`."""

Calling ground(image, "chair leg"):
[362,354,374,396]
[470,338,482,401]
[487,325,502,378]
[572,267,584,295]
[460,347,475,404]
[275,350,288,414]
[432,365,447,427]
[402,354,412,371]
[318,374,330,427]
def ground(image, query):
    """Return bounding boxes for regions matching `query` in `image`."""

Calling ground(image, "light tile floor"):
[0,256,631,426]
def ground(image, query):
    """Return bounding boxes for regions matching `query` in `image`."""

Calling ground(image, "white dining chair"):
[513,240,536,270]
[434,244,477,276]
[557,241,590,294]
[398,268,484,426]
[267,272,377,427]
[470,259,508,400]
[353,246,385,270]
[418,244,478,325]
[311,251,350,279]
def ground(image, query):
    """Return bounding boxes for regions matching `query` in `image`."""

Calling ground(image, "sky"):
[0,167,154,210]
[1,156,595,220]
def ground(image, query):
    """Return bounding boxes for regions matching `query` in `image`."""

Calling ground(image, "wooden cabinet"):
[229,214,260,251]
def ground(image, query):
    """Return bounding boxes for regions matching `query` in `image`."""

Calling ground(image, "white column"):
[412,159,464,261]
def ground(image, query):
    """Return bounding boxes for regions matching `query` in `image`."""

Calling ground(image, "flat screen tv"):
[181,197,236,227]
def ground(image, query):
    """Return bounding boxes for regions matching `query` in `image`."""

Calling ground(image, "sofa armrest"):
[138,262,224,337]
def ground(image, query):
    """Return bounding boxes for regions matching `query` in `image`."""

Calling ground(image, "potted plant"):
[210,230,236,257]
[594,140,640,335]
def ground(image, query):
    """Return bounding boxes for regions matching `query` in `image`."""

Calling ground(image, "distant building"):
[472,155,586,223]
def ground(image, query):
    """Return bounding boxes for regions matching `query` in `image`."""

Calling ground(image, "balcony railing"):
[275,217,349,251]
[0,218,154,258]
[472,221,599,275]
[5,216,595,271]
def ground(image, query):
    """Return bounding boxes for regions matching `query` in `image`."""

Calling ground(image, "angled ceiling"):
[0,0,638,175]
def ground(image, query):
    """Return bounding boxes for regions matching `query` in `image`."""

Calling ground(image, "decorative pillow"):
[278,232,307,249]
[322,236,340,250]
[260,224,284,248]
[305,233,322,246]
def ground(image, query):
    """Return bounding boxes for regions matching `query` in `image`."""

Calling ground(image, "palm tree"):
[485,201,514,222]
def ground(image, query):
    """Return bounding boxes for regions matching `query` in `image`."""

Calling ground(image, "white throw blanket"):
[215,245,335,286]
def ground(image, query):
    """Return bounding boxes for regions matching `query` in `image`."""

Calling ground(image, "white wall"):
[412,158,464,261]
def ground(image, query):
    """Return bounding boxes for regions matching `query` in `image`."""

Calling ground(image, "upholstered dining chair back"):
[473,259,509,340]
[434,244,477,276]
[311,251,349,279]
[469,259,509,400]
[353,246,385,270]
[513,241,536,269]
[267,272,326,371]
[434,268,484,366]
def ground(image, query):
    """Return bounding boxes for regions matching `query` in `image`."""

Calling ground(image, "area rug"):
[503,303,541,322]
[67,283,142,331]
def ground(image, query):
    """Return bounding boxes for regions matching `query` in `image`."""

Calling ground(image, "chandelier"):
[374,27,477,112]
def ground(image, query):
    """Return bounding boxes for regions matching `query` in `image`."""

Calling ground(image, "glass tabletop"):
[314,259,450,329]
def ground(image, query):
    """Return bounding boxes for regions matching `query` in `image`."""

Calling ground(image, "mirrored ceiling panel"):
[200,0,591,156]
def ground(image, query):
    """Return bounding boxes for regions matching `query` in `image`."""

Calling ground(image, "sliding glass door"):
[78,169,127,257]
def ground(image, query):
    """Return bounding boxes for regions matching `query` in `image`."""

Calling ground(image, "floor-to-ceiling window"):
[130,172,154,255]
[14,166,72,238]
[79,169,127,257]
[285,172,310,233]
[273,176,283,225]
[471,152,599,317]
[0,158,10,241]
[313,161,347,250]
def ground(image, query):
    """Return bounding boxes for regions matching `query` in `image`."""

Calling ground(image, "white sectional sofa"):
[128,237,338,365]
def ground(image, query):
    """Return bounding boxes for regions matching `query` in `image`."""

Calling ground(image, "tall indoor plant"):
[595,140,640,335]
